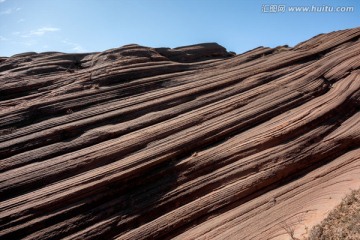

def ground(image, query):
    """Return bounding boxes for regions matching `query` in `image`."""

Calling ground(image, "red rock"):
[0,27,360,240]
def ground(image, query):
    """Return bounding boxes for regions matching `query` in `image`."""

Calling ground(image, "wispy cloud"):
[0,0,6,3]
[30,27,60,36]
[0,7,20,15]
[12,39,37,46]
[72,45,86,52]
[0,9,12,15]
[62,39,87,53]
[21,27,61,38]
[18,18,25,23]
[0,35,8,41]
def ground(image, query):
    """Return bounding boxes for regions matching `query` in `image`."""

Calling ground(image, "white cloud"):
[22,42,34,46]
[20,27,60,38]
[62,39,86,53]
[0,35,8,41]
[0,0,6,3]
[0,8,12,15]
[72,45,86,52]
[0,7,21,15]
[30,27,60,36]
[18,18,25,23]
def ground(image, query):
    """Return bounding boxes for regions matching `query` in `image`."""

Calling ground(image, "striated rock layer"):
[0,28,360,239]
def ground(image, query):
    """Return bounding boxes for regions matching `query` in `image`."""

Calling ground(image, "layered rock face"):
[0,28,360,239]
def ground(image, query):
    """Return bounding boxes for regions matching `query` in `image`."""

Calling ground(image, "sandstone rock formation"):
[0,27,360,239]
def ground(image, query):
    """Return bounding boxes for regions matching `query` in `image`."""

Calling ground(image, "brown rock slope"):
[0,27,360,240]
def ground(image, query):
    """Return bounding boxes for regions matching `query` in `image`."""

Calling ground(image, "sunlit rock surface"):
[0,27,360,239]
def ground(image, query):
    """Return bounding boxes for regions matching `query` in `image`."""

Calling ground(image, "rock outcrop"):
[0,27,360,240]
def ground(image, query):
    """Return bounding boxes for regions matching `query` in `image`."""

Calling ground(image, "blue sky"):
[0,0,359,56]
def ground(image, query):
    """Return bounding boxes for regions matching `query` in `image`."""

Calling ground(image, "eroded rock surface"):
[0,28,360,239]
